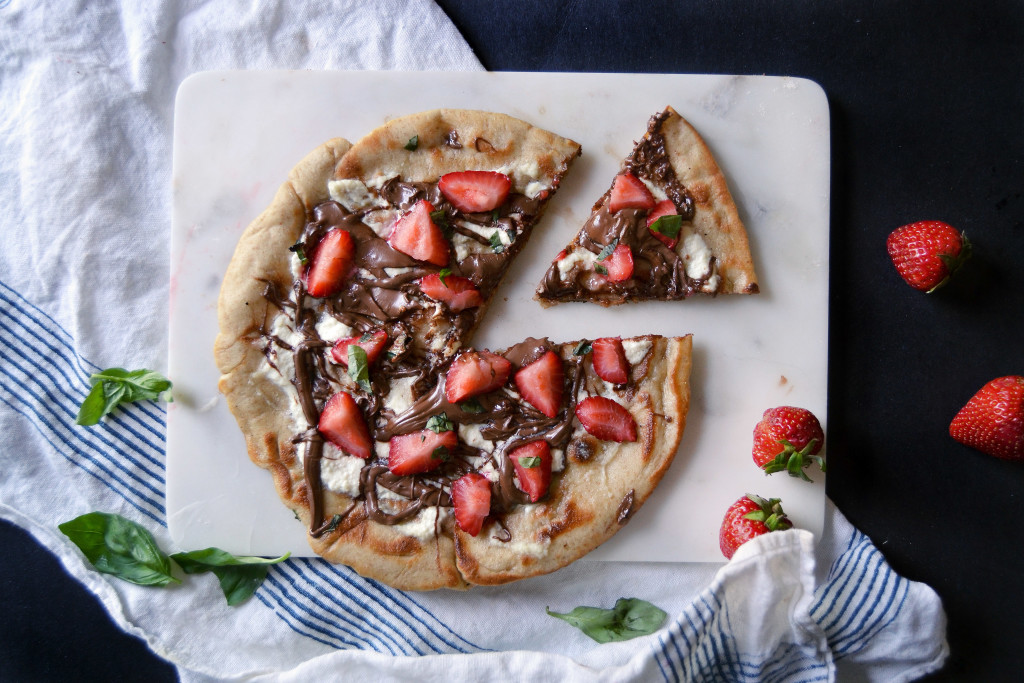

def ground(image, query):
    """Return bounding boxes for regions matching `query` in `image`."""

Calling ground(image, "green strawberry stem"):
[761,438,825,482]
[928,233,972,293]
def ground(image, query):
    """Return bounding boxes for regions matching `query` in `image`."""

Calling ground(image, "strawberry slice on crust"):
[646,199,680,248]
[330,329,389,366]
[602,243,634,282]
[608,173,656,213]
[445,350,513,404]
[317,391,373,459]
[575,396,637,442]
[510,440,553,502]
[452,473,492,536]
[387,200,450,266]
[515,350,564,418]
[591,337,629,384]
[418,273,484,312]
[387,428,458,476]
[438,171,512,213]
[306,229,355,297]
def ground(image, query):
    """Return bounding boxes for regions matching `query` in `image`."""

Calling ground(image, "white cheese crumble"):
[557,248,598,278]
[681,231,713,280]
[269,314,304,348]
[364,172,399,190]
[315,315,353,342]
[551,448,565,473]
[622,339,653,366]
[374,440,390,460]
[319,448,364,497]
[640,178,668,202]
[394,506,449,541]
[493,532,551,557]
[383,267,414,277]
[384,376,417,414]
[328,178,383,212]
[362,209,400,238]
[458,423,495,452]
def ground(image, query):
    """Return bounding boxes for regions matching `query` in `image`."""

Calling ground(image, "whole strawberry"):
[719,494,792,560]
[886,220,971,292]
[949,376,1024,461]
[753,406,826,482]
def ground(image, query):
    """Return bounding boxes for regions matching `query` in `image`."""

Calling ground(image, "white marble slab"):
[167,71,830,563]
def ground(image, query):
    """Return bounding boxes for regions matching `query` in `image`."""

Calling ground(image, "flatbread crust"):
[215,112,691,590]
[536,106,758,305]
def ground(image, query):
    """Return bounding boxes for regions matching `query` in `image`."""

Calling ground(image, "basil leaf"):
[288,241,308,264]
[488,232,506,253]
[649,214,682,240]
[430,210,452,239]
[323,513,343,534]
[347,345,372,393]
[547,598,667,643]
[595,264,608,276]
[431,445,451,462]
[438,267,452,286]
[76,368,173,426]
[59,512,179,587]
[170,548,290,606]
[404,135,419,151]
[459,398,485,414]
[426,413,454,433]
[573,340,592,356]
[518,455,541,468]
[596,239,619,261]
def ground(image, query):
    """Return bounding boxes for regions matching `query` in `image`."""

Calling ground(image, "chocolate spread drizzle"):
[261,170,585,538]
[538,110,715,304]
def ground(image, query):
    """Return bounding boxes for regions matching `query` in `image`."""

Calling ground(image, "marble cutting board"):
[166,71,830,563]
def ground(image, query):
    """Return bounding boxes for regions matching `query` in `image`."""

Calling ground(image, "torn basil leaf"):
[518,456,541,468]
[596,239,619,261]
[288,242,308,264]
[347,345,372,393]
[58,512,179,587]
[595,264,609,276]
[489,232,506,253]
[547,598,667,643]
[426,413,454,433]
[459,398,485,414]
[438,267,452,286]
[404,135,419,151]
[430,210,453,239]
[649,214,683,240]
[76,368,173,426]
[431,445,451,462]
[171,548,290,606]
[573,340,592,356]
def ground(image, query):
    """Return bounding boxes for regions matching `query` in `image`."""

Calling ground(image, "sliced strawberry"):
[317,391,372,458]
[387,428,458,476]
[438,171,512,213]
[575,396,637,442]
[418,273,483,312]
[608,173,656,213]
[592,337,629,384]
[387,200,450,266]
[330,329,388,366]
[451,473,492,536]
[306,229,355,297]
[445,350,512,404]
[602,243,634,282]
[555,249,567,261]
[514,350,564,418]
[646,199,680,248]
[510,440,553,503]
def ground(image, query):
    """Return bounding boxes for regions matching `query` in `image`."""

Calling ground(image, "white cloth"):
[0,1,948,681]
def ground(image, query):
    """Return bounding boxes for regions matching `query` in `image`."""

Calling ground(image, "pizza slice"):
[536,106,759,306]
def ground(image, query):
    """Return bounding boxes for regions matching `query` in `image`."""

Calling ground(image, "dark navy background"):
[2,1,1022,680]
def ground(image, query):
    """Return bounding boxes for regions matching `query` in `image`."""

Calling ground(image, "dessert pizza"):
[215,109,693,589]
[536,106,759,305]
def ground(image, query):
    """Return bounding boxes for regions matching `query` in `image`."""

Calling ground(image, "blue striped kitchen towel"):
[0,1,947,681]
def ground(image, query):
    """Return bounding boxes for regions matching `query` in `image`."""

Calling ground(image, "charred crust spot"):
[474,137,495,153]
[445,130,462,149]
[539,500,592,541]
[744,283,760,294]
[453,533,478,574]
[567,437,597,463]
[690,182,711,204]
